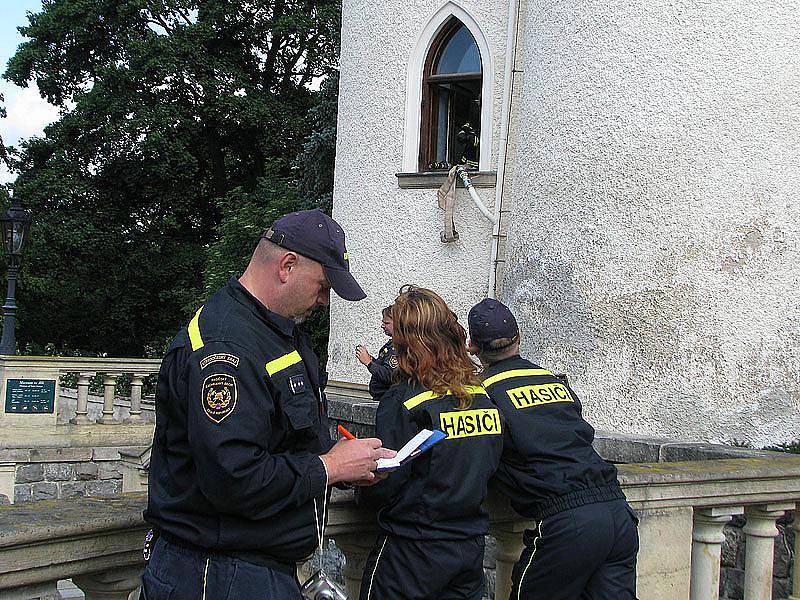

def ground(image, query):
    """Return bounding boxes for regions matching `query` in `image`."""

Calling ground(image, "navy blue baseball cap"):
[263,209,366,301]
[468,298,519,347]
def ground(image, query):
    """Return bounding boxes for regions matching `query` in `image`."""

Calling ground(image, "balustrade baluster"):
[743,503,794,600]
[690,506,743,600]
[332,532,376,598]
[98,374,119,425]
[490,522,529,600]
[73,566,143,599]
[69,372,96,425]
[127,373,146,423]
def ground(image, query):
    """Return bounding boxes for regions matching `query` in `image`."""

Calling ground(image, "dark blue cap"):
[468,298,519,347]
[263,209,366,301]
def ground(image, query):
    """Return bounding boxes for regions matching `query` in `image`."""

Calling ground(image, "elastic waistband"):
[533,485,626,520]
[160,532,297,577]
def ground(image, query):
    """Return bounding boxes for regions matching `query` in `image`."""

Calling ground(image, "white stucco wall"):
[329,0,510,384]
[503,0,800,446]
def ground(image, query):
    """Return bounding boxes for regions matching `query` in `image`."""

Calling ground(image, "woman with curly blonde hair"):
[358,285,503,600]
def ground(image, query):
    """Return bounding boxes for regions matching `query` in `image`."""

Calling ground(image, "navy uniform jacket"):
[359,381,503,540]
[482,356,624,520]
[145,278,332,565]
[367,339,397,400]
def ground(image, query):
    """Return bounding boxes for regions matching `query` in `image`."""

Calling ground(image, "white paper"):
[376,429,433,470]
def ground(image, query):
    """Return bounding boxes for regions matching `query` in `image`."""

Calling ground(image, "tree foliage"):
[5,0,340,357]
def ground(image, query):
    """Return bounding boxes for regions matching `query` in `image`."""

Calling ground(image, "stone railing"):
[1,458,798,600]
[1,378,798,599]
[0,356,160,427]
[0,494,149,600]
[623,457,799,600]
[0,357,159,505]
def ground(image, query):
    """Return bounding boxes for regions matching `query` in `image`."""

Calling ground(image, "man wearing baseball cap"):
[468,298,639,600]
[143,209,393,599]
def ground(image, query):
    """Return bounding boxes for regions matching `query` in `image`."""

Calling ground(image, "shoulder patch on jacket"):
[388,355,399,369]
[202,373,237,423]
[200,353,240,370]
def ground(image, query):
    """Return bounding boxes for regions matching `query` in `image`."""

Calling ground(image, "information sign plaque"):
[4,379,56,414]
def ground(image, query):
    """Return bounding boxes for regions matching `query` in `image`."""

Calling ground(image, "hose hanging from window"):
[437,166,460,243]
[436,166,498,243]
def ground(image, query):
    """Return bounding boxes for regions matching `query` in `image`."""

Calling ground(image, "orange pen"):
[337,424,357,440]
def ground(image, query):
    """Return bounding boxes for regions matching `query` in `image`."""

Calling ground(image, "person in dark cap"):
[468,298,639,600]
[143,209,395,599]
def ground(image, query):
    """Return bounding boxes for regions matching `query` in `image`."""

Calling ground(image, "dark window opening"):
[420,19,482,172]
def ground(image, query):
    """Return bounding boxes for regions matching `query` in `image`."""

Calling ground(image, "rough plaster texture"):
[502,0,800,445]
[330,0,799,445]
[329,0,512,384]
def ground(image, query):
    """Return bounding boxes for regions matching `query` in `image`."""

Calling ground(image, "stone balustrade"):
[0,494,148,600]
[0,358,159,506]
[1,377,798,599]
[0,356,161,428]
[621,457,799,600]
[0,457,797,600]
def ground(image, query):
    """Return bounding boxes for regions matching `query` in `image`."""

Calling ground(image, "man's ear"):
[278,252,299,283]
[467,340,479,355]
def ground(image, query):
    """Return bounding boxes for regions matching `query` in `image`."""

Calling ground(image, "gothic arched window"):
[419,19,482,172]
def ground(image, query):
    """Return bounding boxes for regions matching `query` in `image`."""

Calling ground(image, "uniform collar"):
[481,354,526,379]
[226,277,296,337]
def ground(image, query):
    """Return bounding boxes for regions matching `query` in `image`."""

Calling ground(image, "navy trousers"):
[359,534,485,600]
[141,537,302,600]
[510,499,639,600]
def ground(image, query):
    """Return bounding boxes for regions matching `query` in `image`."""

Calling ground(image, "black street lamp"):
[0,196,32,355]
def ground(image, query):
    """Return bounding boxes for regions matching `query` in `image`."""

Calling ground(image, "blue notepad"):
[376,429,447,471]
[410,429,447,457]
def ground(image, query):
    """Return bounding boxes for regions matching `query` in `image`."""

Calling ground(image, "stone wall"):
[1,446,148,504]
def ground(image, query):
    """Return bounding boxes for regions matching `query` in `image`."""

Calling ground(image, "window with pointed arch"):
[419,18,482,172]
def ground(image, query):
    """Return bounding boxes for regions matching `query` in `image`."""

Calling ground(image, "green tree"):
[0,92,8,168]
[296,70,338,212]
[5,0,340,357]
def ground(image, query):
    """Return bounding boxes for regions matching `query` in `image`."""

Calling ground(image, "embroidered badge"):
[388,355,399,369]
[200,353,240,370]
[202,373,237,423]
[288,374,307,395]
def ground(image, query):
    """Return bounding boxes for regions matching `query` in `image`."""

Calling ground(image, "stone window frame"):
[419,18,483,172]
[399,2,494,178]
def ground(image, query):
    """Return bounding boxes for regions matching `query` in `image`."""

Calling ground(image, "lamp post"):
[0,196,32,355]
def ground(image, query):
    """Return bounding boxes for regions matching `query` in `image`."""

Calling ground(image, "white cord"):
[313,492,328,553]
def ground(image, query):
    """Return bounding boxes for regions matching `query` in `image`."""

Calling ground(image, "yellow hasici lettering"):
[506,383,573,409]
[439,408,502,439]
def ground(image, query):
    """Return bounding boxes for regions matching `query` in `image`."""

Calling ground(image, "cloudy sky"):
[0,0,59,184]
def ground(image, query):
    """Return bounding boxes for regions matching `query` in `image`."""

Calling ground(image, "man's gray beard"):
[293,316,306,324]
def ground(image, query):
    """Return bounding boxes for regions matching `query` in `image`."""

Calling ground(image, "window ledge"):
[396,171,497,189]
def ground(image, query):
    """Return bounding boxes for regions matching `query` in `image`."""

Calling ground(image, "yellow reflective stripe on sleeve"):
[188,306,204,351]
[265,350,303,376]
[403,390,438,410]
[464,385,488,396]
[403,385,488,410]
[482,368,554,388]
